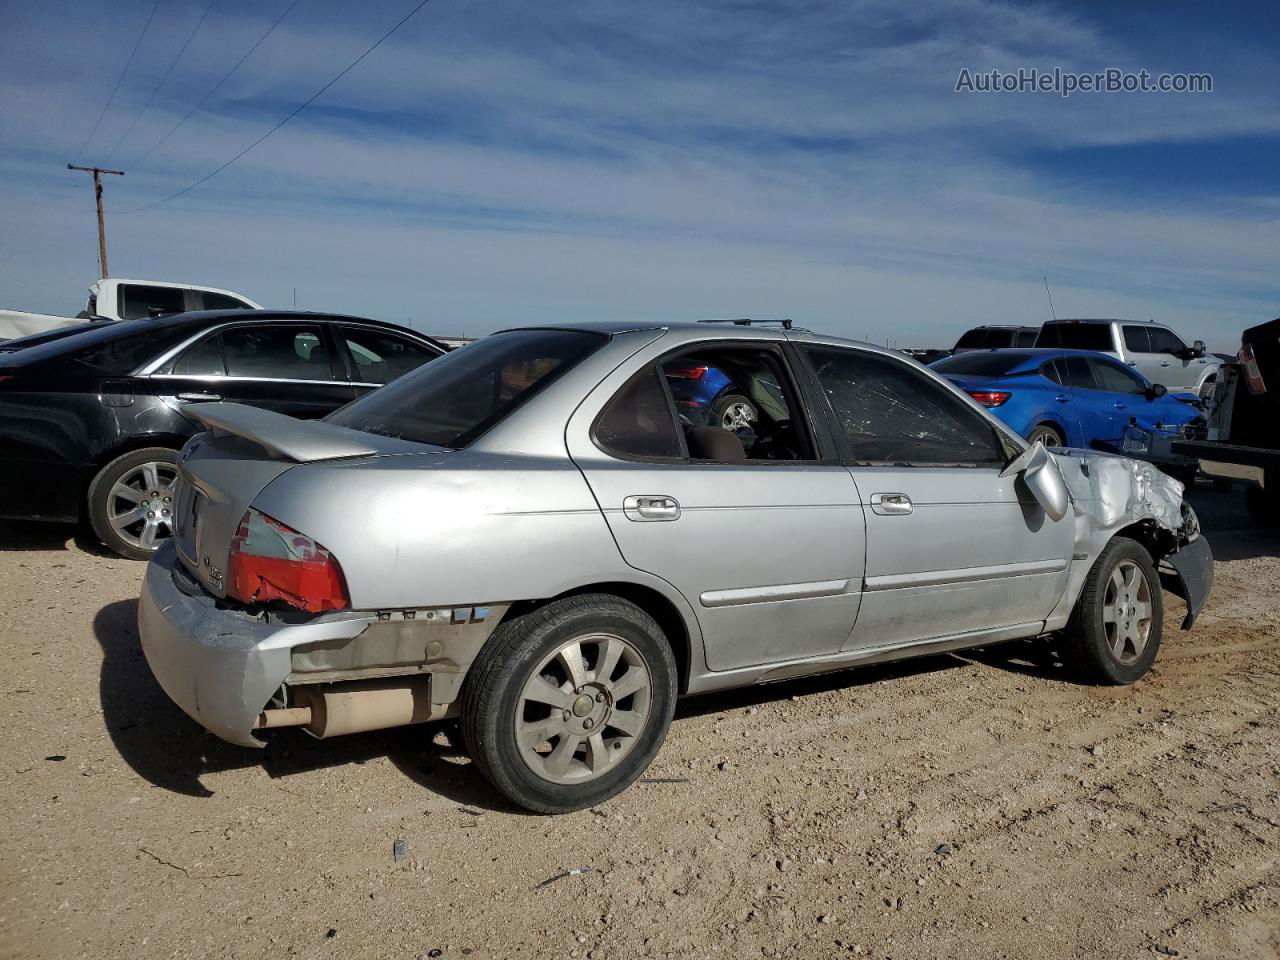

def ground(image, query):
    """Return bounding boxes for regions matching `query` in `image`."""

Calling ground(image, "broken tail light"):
[665,364,709,380]
[227,509,349,613]
[967,390,1011,407]
[1239,344,1267,395]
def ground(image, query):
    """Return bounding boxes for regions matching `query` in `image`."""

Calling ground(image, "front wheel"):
[461,594,678,813]
[1061,537,1163,685]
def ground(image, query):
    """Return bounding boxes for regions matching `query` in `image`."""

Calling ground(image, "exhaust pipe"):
[255,678,442,738]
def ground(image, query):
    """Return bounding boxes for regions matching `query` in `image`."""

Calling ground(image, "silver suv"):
[1036,319,1219,398]
[138,321,1213,812]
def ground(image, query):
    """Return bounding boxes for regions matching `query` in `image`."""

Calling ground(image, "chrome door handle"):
[623,495,680,522]
[1054,394,1070,403]
[870,492,913,516]
[177,392,222,402]
[1159,361,1171,367]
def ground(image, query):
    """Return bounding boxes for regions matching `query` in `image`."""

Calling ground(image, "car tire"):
[1061,536,1163,685]
[1027,424,1064,447]
[461,594,678,813]
[711,393,758,433]
[86,447,180,561]
[1198,375,1217,403]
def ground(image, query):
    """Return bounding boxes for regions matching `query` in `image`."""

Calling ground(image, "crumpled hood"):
[1051,448,1184,532]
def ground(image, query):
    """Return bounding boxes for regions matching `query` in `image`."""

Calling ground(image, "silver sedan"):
[138,321,1213,812]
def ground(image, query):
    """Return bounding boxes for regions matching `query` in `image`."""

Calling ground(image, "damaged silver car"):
[138,321,1213,812]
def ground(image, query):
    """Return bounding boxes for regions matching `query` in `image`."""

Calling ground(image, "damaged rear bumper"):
[138,542,377,747]
[1162,535,1214,630]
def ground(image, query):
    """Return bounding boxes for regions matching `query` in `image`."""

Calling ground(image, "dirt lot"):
[2,488,1278,960]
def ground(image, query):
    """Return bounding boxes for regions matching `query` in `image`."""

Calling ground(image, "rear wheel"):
[1198,375,1217,403]
[1062,537,1163,685]
[461,594,678,813]
[711,393,758,433]
[87,447,180,560]
[1027,423,1064,447]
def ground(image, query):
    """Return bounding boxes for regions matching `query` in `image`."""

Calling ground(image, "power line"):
[73,0,162,164]
[125,0,306,172]
[121,0,433,214]
[103,0,220,164]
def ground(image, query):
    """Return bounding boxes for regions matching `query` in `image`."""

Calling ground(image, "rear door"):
[799,343,1073,649]
[567,339,867,673]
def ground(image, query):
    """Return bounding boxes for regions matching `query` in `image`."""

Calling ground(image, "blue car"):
[664,360,761,431]
[931,349,1205,462]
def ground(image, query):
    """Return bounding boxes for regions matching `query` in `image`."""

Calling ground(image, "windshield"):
[327,329,606,448]
[1037,323,1113,350]
[932,351,1035,376]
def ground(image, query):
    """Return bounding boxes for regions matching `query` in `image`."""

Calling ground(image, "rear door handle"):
[177,392,222,402]
[870,492,913,516]
[623,495,680,522]
[1054,394,1070,403]
[1159,361,1171,367]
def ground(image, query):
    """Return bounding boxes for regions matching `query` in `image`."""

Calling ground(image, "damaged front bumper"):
[139,542,378,747]
[1163,534,1214,629]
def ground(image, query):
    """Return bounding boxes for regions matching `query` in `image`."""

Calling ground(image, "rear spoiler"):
[184,402,379,463]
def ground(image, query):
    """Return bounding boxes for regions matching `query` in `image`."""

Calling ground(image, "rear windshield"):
[1037,323,1114,350]
[0,318,192,374]
[327,329,605,448]
[932,352,1035,376]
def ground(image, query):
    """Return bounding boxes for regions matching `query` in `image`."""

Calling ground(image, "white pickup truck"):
[0,277,261,341]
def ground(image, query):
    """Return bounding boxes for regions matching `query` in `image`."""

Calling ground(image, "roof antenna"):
[1043,276,1057,321]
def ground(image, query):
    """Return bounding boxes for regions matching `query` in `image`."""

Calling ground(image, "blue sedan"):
[930,349,1204,458]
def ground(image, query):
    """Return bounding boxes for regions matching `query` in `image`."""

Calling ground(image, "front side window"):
[1147,327,1187,355]
[1123,325,1151,352]
[340,327,439,385]
[221,326,332,380]
[1090,359,1148,395]
[804,346,1005,465]
[327,329,604,448]
[119,284,186,320]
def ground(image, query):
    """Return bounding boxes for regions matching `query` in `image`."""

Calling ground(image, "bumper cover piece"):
[1162,535,1214,630]
[138,542,375,747]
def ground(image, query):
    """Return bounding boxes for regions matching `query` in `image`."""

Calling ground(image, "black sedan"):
[0,310,445,558]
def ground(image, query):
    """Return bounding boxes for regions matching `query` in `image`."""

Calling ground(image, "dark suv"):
[0,310,444,558]
[953,325,1040,353]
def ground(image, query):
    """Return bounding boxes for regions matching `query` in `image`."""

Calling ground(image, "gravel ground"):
[2,487,1277,960]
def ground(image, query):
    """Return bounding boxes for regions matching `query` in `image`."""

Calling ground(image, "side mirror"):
[1147,383,1168,399]
[1000,440,1069,521]
[1190,340,1206,359]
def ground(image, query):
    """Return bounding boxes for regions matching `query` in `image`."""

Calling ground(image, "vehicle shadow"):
[1185,487,1279,562]
[0,519,115,557]
[93,598,506,809]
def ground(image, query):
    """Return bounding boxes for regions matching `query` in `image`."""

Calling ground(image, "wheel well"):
[1112,520,1177,561]
[1031,420,1066,439]
[501,582,693,693]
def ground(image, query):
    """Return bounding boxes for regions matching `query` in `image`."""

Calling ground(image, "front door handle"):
[177,392,222,402]
[623,495,680,522]
[870,492,913,516]
[1054,394,1070,403]
[1159,361,1171,367]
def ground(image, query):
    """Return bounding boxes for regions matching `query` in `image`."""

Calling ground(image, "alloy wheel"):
[1102,559,1152,665]
[106,461,179,552]
[720,401,756,432]
[515,632,652,784]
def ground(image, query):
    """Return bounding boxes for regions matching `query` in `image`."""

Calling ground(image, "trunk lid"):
[173,402,429,597]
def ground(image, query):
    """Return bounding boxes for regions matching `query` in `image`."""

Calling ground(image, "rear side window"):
[1123,326,1151,352]
[119,284,186,320]
[221,326,332,380]
[171,333,226,376]
[595,364,683,459]
[1058,357,1096,389]
[804,346,1005,465]
[327,329,605,448]
[340,326,439,385]
[954,329,990,349]
[1037,324,1114,351]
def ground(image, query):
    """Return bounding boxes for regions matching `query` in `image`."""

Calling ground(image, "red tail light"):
[1239,344,1267,395]
[968,390,1011,407]
[666,364,708,380]
[227,509,349,613]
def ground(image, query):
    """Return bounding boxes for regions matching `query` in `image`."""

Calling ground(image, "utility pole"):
[67,163,124,278]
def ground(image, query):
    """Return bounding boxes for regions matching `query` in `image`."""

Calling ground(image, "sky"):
[1,0,1277,349]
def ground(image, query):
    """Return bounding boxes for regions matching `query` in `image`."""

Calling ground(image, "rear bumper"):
[137,542,375,747]
[1172,440,1276,487]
